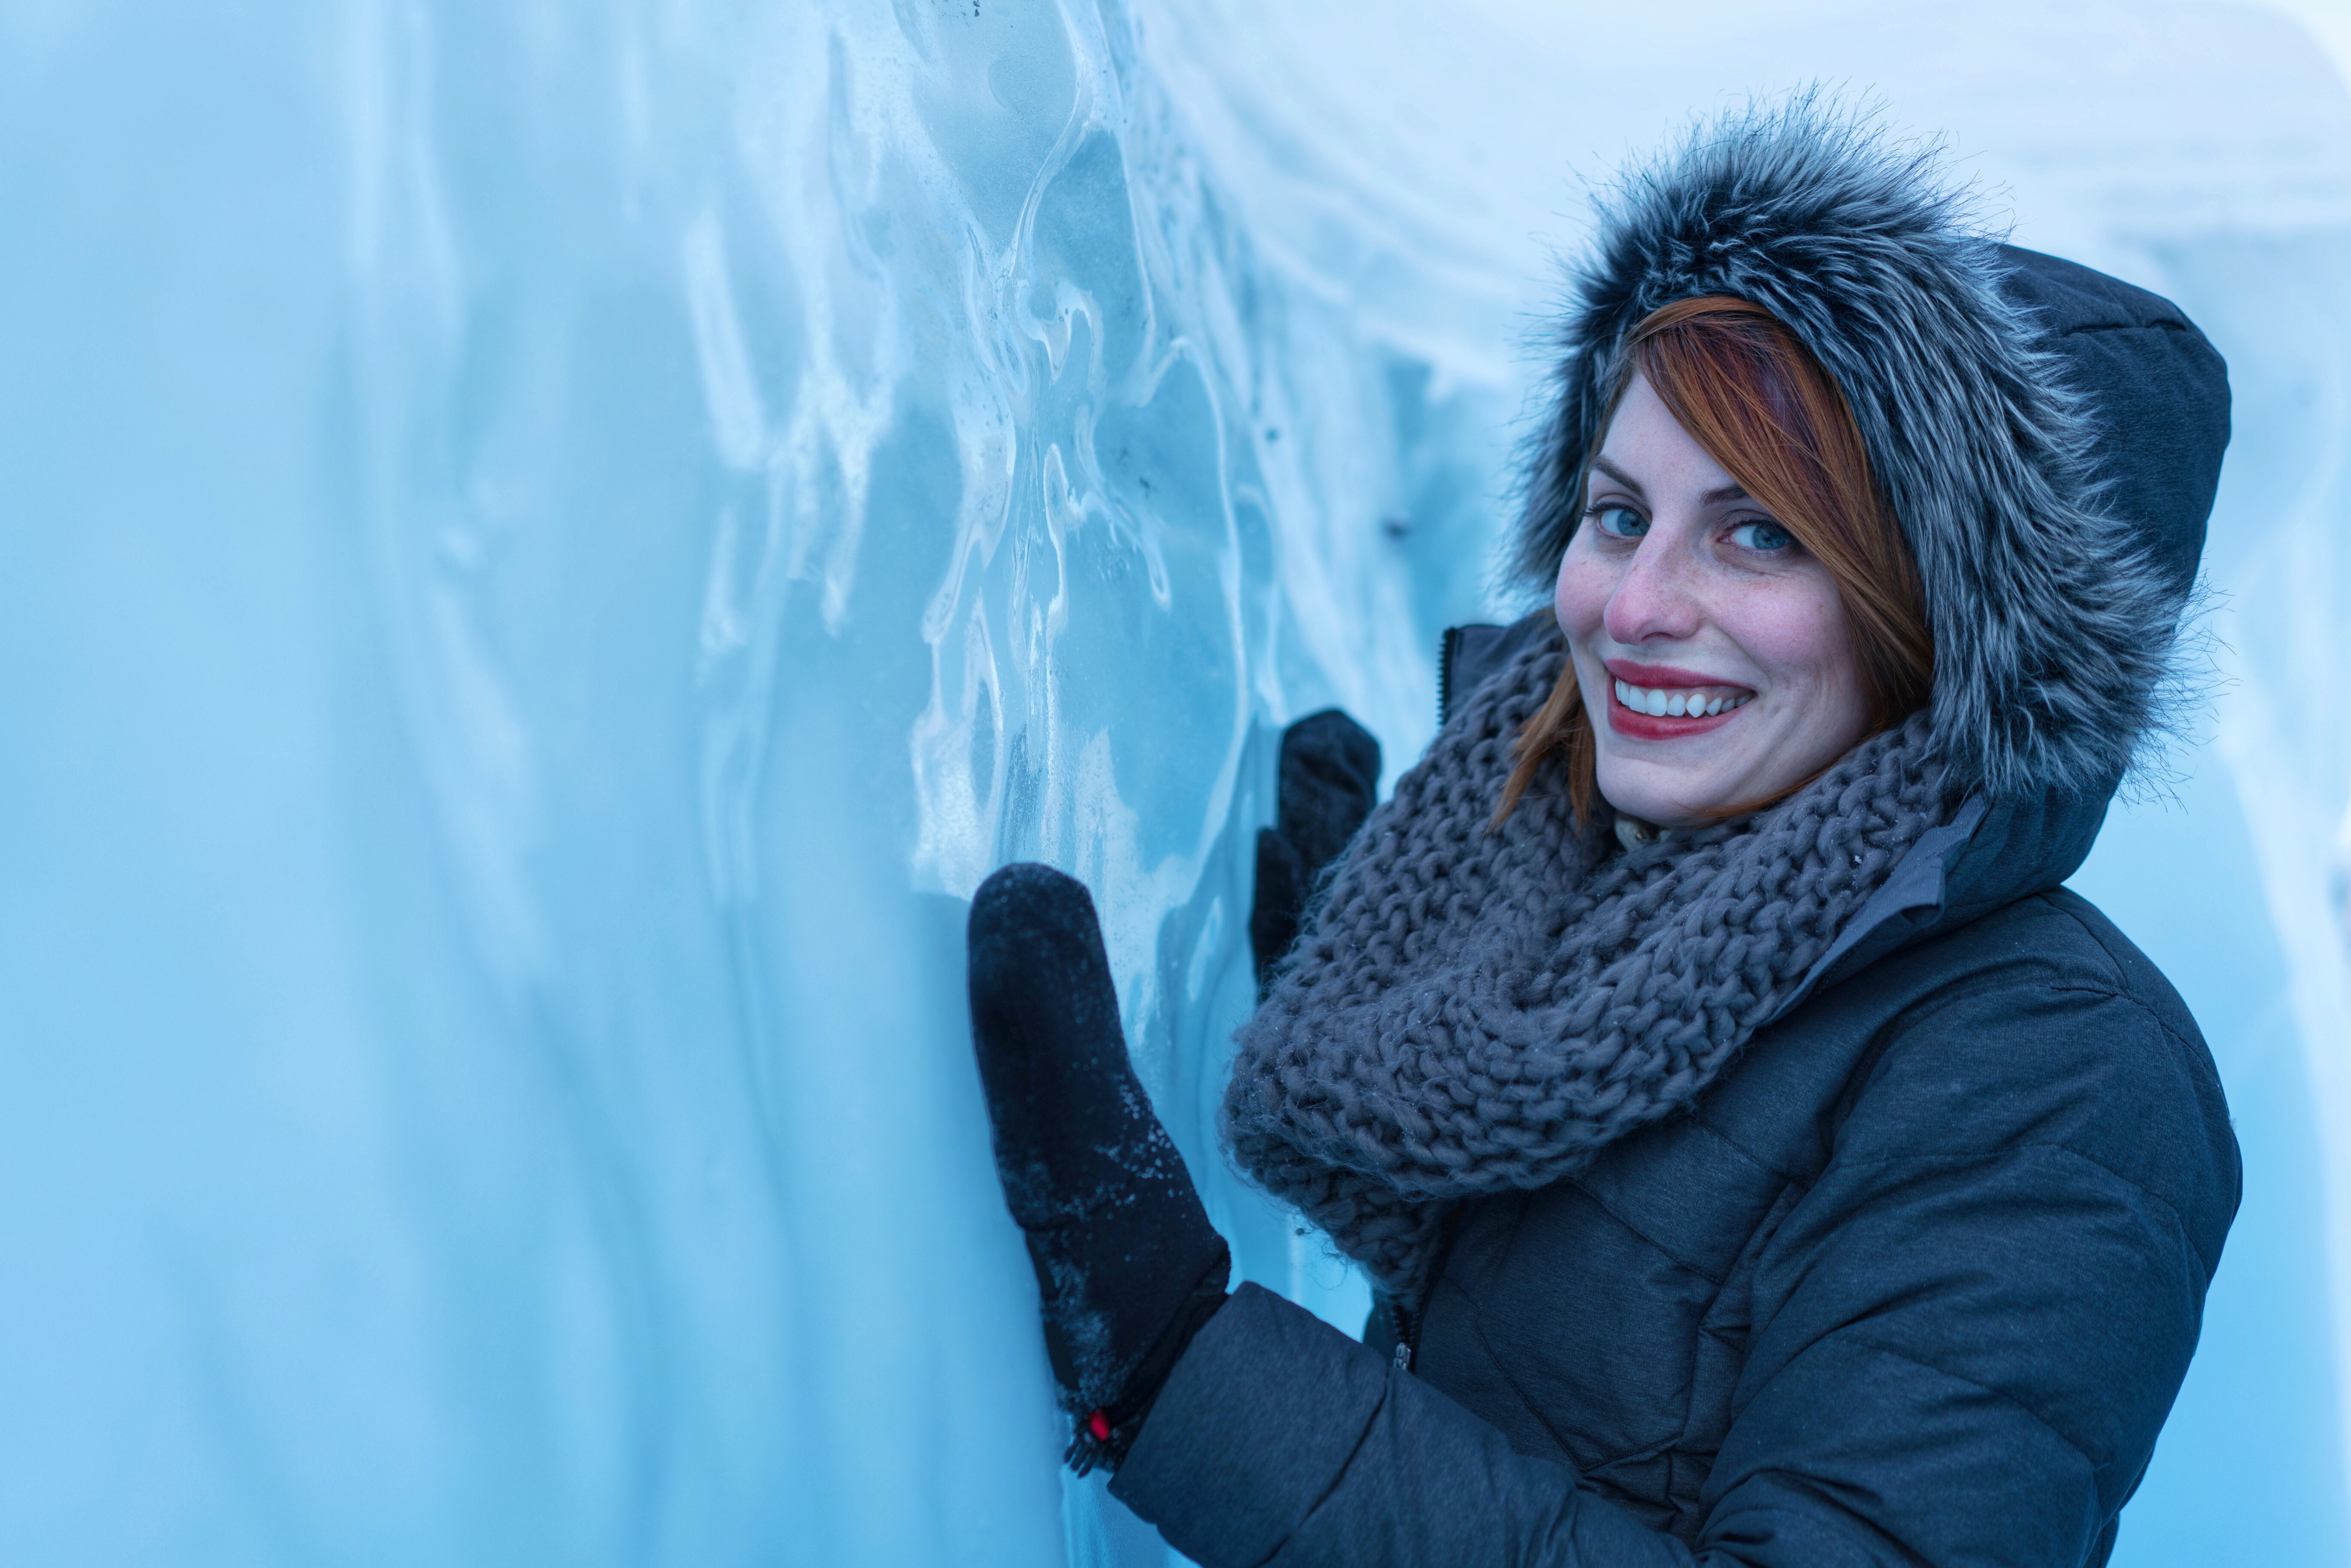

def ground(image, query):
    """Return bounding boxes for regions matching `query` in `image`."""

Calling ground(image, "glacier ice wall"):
[0,1,2346,1565]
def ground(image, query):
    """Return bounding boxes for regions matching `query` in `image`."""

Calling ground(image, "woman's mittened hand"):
[966,863,1231,1472]
[1250,710,1381,995]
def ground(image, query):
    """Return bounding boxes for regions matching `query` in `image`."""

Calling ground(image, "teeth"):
[1613,679,1751,718]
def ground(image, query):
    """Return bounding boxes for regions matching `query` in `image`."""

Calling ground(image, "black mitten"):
[1250,710,1381,994]
[967,863,1231,1473]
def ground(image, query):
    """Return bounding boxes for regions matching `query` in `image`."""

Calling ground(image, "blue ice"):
[0,1,2346,1563]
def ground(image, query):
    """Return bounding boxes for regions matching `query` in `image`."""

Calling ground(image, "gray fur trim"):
[1511,96,2190,799]
[1223,625,1960,1296]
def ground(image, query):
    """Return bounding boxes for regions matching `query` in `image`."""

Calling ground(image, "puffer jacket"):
[1114,612,2238,1565]
[1106,107,2241,1568]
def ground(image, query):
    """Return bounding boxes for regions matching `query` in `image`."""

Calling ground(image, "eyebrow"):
[1588,455,1749,507]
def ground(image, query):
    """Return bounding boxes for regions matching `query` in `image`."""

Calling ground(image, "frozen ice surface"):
[0,1,2345,1563]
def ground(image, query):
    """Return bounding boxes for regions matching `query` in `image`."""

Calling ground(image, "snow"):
[0,1,2344,1562]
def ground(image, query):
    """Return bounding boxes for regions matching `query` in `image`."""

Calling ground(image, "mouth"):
[1601,661,1755,739]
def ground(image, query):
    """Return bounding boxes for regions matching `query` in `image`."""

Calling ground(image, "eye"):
[1587,504,1648,540]
[1728,519,1794,552]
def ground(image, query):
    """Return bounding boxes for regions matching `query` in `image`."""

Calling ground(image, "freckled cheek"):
[1553,552,1615,645]
[1729,579,1855,699]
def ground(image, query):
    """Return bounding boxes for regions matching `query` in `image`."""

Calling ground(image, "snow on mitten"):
[967,863,1230,1474]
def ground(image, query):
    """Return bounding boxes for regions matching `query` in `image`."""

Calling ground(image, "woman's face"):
[1554,372,1871,828]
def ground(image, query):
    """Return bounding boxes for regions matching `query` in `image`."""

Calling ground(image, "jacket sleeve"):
[1109,972,2236,1567]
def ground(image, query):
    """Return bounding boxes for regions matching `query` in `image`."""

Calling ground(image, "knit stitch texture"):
[1223,623,1958,1296]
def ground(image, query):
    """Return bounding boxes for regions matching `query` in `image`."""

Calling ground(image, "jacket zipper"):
[1388,1208,1463,1374]
[1437,626,1464,729]
[1390,1298,1422,1373]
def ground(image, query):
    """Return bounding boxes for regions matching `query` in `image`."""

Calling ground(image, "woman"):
[965,103,2238,1565]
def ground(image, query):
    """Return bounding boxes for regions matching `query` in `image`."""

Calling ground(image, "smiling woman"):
[1505,295,1932,829]
[963,101,2241,1568]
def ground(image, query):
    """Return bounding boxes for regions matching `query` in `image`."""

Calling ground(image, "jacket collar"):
[1765,778,2115,1026]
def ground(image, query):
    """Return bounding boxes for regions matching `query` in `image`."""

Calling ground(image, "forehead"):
[1592,374,1739,495]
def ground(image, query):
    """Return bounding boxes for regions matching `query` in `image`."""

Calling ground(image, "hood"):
[1511,97,2232,805]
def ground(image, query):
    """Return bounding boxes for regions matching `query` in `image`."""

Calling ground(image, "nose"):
[1602,533,1704,646]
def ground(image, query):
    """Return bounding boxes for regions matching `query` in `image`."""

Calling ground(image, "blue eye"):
[1589,505,1647,539]
[1729,520,1793,552]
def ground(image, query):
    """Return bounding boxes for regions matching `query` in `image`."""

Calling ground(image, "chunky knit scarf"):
[1223,625,1959,1297]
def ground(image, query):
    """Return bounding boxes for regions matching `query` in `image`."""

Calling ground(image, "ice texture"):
[0,1,2347,1564]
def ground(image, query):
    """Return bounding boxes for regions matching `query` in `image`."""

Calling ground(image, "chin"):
[1594,766,1722,829]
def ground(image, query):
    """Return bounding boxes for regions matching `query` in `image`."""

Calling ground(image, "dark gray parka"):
[1108,109,2240,1568]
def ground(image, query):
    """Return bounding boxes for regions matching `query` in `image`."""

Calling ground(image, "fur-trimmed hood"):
[1512,100,2231,801]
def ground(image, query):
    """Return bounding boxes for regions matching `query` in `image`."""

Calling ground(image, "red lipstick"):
[1606,691,1739,741]
[1600,659,1754,741]
[1602,658,1752,691]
